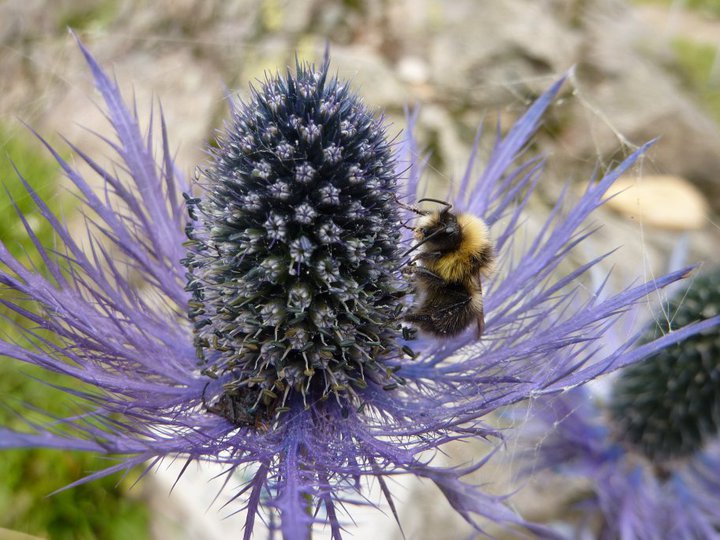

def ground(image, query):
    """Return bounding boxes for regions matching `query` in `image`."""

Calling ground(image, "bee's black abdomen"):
[405,278,478,336]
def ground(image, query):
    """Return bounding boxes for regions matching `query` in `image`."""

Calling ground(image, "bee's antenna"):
[394,194,428,216]
[416,198,452,211]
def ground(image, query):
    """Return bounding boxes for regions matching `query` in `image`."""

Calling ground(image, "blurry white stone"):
[330,46,408,108]
[148,461,249,540]
[605,175,709,230]
[397,56,430,85]
[148,460,414,540]
[43,46,221,174]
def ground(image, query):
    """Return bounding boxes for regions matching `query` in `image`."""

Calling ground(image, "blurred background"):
[0,0,719,538]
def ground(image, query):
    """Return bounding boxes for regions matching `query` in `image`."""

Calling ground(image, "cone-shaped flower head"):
[1,40,719,539]
[525,269,720,539]
[610,268,720,461]
[184,61,407,422]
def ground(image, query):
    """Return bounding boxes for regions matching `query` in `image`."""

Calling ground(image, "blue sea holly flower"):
[523,269,720,539]
[184,58,407,422]
[1,39,717,539]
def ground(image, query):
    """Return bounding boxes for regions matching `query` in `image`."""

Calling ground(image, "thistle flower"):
[524,269,720,539]
[1,40,717,539]
[183,59,406,422]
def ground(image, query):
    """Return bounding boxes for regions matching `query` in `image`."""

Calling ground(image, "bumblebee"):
[402,199,494,338]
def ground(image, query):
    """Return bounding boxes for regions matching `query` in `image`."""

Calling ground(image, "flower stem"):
[303,492,313,540]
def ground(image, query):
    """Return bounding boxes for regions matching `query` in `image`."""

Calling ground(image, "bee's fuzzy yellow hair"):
[425,213,493,283]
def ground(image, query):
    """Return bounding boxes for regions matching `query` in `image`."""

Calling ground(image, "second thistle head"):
[183,59,409,425]
[610,268,720,462]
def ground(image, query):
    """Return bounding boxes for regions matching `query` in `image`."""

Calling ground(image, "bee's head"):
[415,207,462,252]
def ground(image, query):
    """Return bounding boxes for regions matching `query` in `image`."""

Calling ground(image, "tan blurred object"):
[0,528,46,540]
[605,175,709,230]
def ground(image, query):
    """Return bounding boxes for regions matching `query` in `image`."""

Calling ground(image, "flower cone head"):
[184,60,407,423]
[610,268,720,460]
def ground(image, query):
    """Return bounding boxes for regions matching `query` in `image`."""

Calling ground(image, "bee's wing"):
[474,280,485,339]
[476,308,485,339]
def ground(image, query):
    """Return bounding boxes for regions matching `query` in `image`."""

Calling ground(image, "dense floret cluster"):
[611,269,720,460]
[183,62,408,423]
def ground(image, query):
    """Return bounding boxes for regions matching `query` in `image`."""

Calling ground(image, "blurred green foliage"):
[0,126,150,540]
[634,0,720,17]
[57,0,118,32]
[630,0,720,122]
[671,38,720,123]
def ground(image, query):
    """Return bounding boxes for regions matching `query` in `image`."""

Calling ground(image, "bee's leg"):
[409,281,482,337]
[403,310,433,326]
[393,194,427,215]
[405,295,474,337]
[402,326,417,340]
[471,280,485,339]
[404,278,447,327]
[438,296,476,337]
[413,250,443,264]
[411,266,446,289]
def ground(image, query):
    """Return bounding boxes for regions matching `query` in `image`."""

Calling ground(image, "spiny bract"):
[523,269,720,539]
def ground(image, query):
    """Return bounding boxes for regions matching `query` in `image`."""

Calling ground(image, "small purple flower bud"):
[294,163,315,184]
[294,202,317,224]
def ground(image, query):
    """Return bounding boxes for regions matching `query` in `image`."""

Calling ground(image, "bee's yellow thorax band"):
[429,214,490,283]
